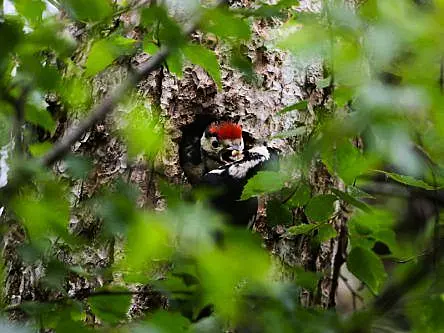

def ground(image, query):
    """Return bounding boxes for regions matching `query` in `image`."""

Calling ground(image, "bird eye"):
[212,140,219,148]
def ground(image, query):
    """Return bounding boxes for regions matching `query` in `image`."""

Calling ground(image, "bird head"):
[201,121,244,164]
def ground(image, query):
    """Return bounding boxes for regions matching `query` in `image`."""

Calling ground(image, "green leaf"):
[64,155,93,179]
[305,194,337,222]
[272,126,308,139]
[61,0,112,22]
[316,224,337,242]
[201,8,251,40]
[85,36,136,77]
[13,185,70,245]
[331,188,371,212]
[250,0,300,18]
[322,141,378,185]
[347,246,387,294]
[286,182,311,208]
[141,6,184,48]
[278,101,308,114]
[347,186,375,199]
[12,0,45,26]
[287,223,319,236]
[61,76,92,110]
[143,37,160,55]
[123,213,173,275]
[294,266,322,291]
[88,288,132,325]
[0,19,23,63]
[141,311,191,332]
[25,104,56,132]
[349,209,395,236]
[120,101,164,158]
[0,111,12,146]
[266,199,293,226]
[316,76,331,89]
[183,44,222,89]
[230,45,255,82]
[374,170,440,190]
[241,171,287,200]
[29,142,52,157]
[196,229,269,318]
[166,51,184,78]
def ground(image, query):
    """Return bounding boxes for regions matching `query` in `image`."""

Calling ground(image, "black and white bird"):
[180,120,278,227]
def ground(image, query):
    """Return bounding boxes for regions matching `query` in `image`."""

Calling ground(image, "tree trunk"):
[3,0,350,321]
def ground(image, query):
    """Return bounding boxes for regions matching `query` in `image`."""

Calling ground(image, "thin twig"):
[340,274,364,311]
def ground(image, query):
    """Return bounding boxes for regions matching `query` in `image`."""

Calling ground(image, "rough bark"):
[2,0,350,322]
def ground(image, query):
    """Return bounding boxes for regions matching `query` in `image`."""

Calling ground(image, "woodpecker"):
[200,121,245,170]
[180,120,278,227]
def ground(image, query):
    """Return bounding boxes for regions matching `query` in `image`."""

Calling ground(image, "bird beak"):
[228,145,243,158]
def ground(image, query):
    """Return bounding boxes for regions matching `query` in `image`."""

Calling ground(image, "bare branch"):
[41,47,168,167]
[40,0,227,168]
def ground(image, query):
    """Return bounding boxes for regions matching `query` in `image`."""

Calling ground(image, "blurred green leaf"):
[64,155,93,179]
[201,8,251,41]
[183,44,221,89]
[316,224,337,242]
[272,127,308,139]
[143,38,160,55]
[141,6,185,48]
[12,0,45,26]
[88,287,131,325]
[407,295,444,333]
[266,199,292,226]
[85,36,136,77]
[140,311,190,333]
[347,246,387,294]
[0,19,23,65]
[61,76,92,111]
[323,141,378,185]
[349,209,395,237]
[96,180,139,236]
[375,170,441,190]
[25,104,56,132]
[249,0,299,18]
[120,101,164,158]
[241,171,287,200]
[197,229,269,319]
[29,142,52,157]
[13,183,70,245]
[294,266,322,291]
[286,182,311,208]
[0,112,12,147]
[278,101,308,114]
[287,223,319,236]
[123,213,173,276]
[230,44,255,82]
[61,0,112,22]
[331,188,371,212]
[305,194,337,222]
[166,51,184,78]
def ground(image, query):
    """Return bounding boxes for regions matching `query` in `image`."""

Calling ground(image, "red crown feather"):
[208,122,242,140]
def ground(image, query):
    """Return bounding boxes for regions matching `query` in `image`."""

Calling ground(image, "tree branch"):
[41,0,227,168]
[41,47,168,167]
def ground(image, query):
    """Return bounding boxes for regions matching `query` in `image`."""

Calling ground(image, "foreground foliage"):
[1,0,444,332]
